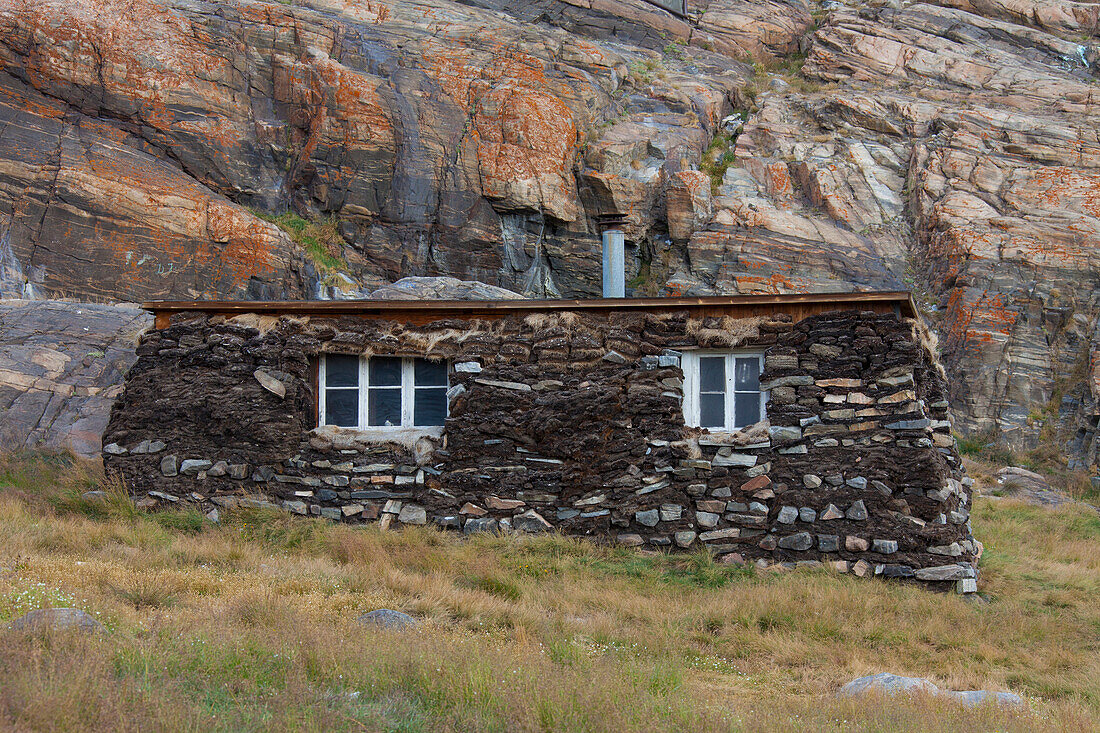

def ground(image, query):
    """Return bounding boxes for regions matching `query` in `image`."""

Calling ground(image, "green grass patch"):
[253,211,348,273]
[700,129,740,194]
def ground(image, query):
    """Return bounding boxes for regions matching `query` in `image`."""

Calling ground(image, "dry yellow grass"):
[0,451,1097,731]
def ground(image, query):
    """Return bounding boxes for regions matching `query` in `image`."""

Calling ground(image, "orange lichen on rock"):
[419,39,580,221]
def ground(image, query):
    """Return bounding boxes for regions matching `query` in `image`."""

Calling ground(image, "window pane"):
[325,355,359,388]
[368,388,401,426]
[735,357,760,391]
[699,357,725,392]
[414,359,447,386]
[734,392,761,427]
[699,393,725,428]
[414,387,448,426]
[369,357,402,386]
[324,388,358,427]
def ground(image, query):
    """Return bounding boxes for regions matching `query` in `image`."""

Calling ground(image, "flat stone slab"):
[839,673,1023,707]
[9,608,105,634]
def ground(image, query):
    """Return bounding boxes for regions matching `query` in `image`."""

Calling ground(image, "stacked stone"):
[104,308,978,592]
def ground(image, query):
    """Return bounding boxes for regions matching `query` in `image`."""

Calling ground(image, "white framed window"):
[318,355,448,429]
[682,351,766,431]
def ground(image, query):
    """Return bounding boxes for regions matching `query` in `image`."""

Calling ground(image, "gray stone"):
[323,475,350,487]
[803,474,822,488]
[820,504,843,520]
[825,474,844,486]
[845,500,868,521]
[81,490,107,502]
[928,542,963,557]
[845,477,867,490]
[817,534,839,552]
[205,508,219,523]
[317,489,338,502]
[777,505,798,524]
[778,445,808,454]
[777,532,814,551]
[884,418,931,430]
[512,509,552,533]
[251,464,275,482]
[695,511,720,528]
[453,361,482,373]
[463,517,499,534]
[881,564,915,578]
[398,505,427,525]
[102,442,127,456]
[357,609,417,630]
[179,459,212,475]
[769,425,802,442]
[207,460,228,477]
[799,507,817,522]
[941,690,1024,707]
[659,504,682,522]
[602,350,627,364]
[228,464,249,480]
[556,509,579,520]
[872,539,898,554]
[712,453,758,468]
[657,354,680,368]
[320,507,342,521]
[914,564,970,581]
[9,608,104,634]
[877,373,914,388]
[699,528,740,542]
[838,673,937,698]
[283,500,308,515]
[160,454,179,477]
[748,501,768,515]
[674,531,696,548]
[839,673,1021,708]
[956,578,978,594]
[759,375,814,390]
[870,480,892,496]
[474,378,531,392]
[617,533,645,546]
[253,369,286,398]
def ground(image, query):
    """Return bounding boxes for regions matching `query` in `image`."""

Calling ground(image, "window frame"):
[681,350,766,432]
[317,354,449,430]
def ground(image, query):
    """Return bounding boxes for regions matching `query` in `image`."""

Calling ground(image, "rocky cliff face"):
[0,0,1098,467]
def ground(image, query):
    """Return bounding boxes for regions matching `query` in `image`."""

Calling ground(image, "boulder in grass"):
[838,673,937,697]
[9,608,104,634]
[357,609,417,630]
[839,672,1023,707]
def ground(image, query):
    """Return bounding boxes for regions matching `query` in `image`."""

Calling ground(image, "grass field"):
[0,451,1097,732]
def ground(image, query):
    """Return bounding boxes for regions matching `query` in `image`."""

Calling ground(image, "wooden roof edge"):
[142,291,917,318]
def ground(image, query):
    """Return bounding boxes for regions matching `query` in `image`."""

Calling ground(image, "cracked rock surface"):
[0,300,149,456]
[0,1,1097,465]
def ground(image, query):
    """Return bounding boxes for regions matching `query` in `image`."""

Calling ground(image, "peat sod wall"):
[103,308,979,590]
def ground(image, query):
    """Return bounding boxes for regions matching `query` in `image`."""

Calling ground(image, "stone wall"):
[103,307,979,591]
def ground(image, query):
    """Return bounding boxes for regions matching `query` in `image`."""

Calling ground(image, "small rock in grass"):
[357,609,417,630]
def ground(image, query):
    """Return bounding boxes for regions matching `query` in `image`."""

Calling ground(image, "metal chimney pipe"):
[601,228,625,298]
